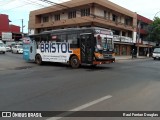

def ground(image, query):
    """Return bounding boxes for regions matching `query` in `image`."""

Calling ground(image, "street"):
[0,53,160,120]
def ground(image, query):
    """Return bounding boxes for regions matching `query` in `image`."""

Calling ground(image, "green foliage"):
[148,17,160,43]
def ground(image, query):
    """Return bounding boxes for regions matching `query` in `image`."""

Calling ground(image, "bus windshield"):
[95,34,113,51]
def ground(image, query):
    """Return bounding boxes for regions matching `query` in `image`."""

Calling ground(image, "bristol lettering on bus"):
[23,27,115,68]
[40,42,72,53]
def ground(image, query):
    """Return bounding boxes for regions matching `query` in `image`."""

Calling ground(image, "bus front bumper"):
[93,58,115,64]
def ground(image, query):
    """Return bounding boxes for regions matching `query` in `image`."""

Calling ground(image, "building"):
[29,0,138,56]
[0,14,22,42]
[136,14,155,56]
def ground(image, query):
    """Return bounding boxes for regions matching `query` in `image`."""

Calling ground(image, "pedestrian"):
[132,49,135,59]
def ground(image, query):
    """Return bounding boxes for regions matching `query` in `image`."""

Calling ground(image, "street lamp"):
[22,19,23,34]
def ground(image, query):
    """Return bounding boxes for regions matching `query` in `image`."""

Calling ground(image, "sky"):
[0,0,160,33]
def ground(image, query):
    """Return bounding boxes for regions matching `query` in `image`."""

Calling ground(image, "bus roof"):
[41,27,112,35]
[28,27,113,37]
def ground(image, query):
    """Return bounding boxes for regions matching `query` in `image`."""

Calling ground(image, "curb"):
[115,57,151,61]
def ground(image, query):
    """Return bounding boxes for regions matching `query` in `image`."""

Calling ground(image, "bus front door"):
[29,40,36,61]
[80,34,94,64]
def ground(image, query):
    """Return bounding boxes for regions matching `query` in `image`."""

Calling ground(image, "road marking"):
[46,95,112,120]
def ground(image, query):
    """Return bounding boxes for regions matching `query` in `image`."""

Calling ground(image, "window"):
[112,14,117,22]
[107,38,113,50]
[50,34,67,42]
[104,11,108,19]
[122,31,126,36]
[122,46,127,55]
[125,17,132,26]
[41,34,51,41]
[68,11,76,19]
[55,14,60,21]
[67,34,78,48]
[115,45,120,55]
[42,16,49,22]
[81,8,90,17]
[0,43,4,47]
[57,34,67,42]
[125,18,131,25]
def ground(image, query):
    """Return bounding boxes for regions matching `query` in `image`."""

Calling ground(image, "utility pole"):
[137,20,141,57]
[22,19,24,36]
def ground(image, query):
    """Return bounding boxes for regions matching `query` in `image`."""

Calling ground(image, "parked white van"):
[0,41,6,54]
[152,47,160,60]
[11,45,23,54]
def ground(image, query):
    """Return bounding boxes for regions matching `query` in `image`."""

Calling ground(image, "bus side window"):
[41,34,51,42]
[56,35,61,42]
[34,35,41,49]
[67,34,78,48]
[56,34,66,42]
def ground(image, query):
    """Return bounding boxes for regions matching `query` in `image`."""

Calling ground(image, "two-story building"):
[29,0,137,56]
[136,14,155,56]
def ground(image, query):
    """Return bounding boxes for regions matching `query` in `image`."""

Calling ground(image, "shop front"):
[136,44,153,56]
[114,43,133,56]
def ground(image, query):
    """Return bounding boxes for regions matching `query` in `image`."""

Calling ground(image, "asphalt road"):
[0,52,160,120]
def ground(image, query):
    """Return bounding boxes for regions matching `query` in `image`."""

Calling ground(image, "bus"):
[23,27,115,68]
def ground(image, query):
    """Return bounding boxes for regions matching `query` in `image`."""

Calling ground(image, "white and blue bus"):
[23,27,115,68]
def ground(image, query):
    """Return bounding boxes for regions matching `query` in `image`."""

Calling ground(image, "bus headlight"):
[97,55,104,59]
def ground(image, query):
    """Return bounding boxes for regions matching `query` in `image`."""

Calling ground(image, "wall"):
[9,25,20,33]
[0,14,10,35]
[94,7,104,17]
[0,14,21,41]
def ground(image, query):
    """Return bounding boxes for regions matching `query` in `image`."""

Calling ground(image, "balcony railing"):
[113,35,133,43]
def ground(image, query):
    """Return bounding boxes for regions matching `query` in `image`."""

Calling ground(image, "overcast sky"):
[0,0,160,33]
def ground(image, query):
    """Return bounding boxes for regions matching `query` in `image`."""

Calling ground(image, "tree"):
[148,17,160,43]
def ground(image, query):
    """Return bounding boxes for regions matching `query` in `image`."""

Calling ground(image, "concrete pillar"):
[120,31,122,36]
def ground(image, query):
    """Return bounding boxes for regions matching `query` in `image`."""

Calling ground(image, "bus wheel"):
[35,54,42,65]
[70,56,80,68]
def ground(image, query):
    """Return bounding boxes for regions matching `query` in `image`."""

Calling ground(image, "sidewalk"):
[115,55,150,61]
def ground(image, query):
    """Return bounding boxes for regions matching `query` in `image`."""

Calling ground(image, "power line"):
[22,0,49,8]
[39,0,70,9]
[0,0,15,6]
[0,2,31,13]
[37,0,81,26]
[0,0,48,13]
[38,0,95,26]
[25,0,58,11]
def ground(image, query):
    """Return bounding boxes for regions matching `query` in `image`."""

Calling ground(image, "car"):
[0,41,6,54]
[152,47,160,60]
[12,45,23,54]
[5,45,12,52]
